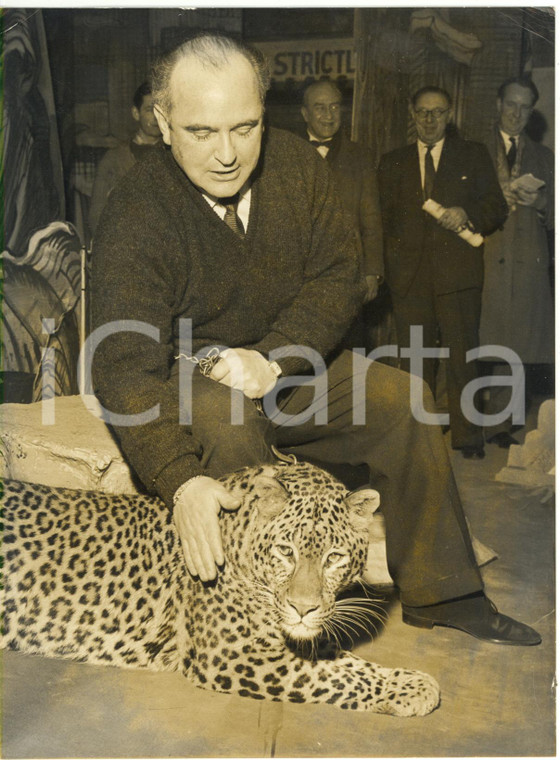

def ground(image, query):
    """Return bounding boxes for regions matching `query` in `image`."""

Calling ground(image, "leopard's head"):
[223,462,380,642]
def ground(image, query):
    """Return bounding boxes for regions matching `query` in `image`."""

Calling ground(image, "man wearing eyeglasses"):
[378,86,508,460]
[301,79,384,350]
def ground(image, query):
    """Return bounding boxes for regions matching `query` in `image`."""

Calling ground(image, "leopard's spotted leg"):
[188,644,440,717]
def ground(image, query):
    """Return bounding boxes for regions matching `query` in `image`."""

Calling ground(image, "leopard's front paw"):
[377,667,440,717]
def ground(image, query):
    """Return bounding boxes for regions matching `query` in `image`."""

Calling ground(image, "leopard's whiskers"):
[321,619,343,649]
[334,608,386,635]
[335,596,388,621]
[331,613,372,642]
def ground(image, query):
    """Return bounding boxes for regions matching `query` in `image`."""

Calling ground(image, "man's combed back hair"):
[497,76,539,106]
[411,86,452,108]
[133,81,151,110]
[151,32,271,114]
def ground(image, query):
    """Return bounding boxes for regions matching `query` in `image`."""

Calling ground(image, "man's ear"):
[131,106,140,123]
[153,104,171,145]
[301,105,309,125]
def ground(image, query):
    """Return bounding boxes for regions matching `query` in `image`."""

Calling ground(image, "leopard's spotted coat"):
[1,461,439,716]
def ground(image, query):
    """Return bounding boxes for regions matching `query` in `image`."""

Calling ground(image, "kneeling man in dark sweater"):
[91,32,539,646]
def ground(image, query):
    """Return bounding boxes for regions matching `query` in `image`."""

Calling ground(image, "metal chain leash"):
[175,347,265,414]
[175,346,222,377]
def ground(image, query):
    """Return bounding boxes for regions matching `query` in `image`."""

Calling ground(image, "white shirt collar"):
[307,130,333,158]
[417,136,445,178]
[307,130,332,144]
[417,136,445,154]
[202,182,252,232]
[499,129,518,151]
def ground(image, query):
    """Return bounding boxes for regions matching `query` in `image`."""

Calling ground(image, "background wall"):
[37,7,555,244]
[1,7,554,402]
[352,7,555,165]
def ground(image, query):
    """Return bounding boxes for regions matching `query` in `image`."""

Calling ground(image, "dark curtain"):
[2,8,65,256]
[352,7,532,159]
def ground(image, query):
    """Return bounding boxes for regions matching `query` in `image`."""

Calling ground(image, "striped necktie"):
[222,196,245,237]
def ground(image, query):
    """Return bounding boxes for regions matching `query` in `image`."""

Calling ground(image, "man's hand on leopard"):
[209,348,279,399]
[173,476,241,581]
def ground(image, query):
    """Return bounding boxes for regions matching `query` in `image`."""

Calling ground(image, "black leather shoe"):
[402,593,541,646]
[459,445,485,459]
[487,432,520,448]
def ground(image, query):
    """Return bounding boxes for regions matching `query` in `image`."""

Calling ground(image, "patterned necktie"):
[507,136,517,171]
[222,196,245,237]
[424,144,436,200]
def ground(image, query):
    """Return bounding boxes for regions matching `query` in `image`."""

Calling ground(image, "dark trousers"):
[190,350,483,607]
[391,265,483,449]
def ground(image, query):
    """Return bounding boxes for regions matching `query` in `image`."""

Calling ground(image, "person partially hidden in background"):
[301,79,384,351]
[92,34,539,646]
[89,81,162,233]
[479,76,555,448]
[378,86,508,460]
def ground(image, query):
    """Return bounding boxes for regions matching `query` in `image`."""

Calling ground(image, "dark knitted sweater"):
[91,127,363,506]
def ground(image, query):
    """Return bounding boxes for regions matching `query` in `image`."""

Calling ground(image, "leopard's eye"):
[324,551,347,568]
[276,544,294,557]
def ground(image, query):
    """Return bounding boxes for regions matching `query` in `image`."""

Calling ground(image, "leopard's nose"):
[287,598,319,619]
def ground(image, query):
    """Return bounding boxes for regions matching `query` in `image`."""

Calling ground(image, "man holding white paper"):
[378,86,508,459]
[479,77,555,448]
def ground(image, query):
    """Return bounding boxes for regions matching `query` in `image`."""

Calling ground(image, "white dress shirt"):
[307,130,332,159]
[499,130,518,155]
[202,184,251,233]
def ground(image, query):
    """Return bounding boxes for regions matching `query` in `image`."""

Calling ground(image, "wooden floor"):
[2,402,555,758]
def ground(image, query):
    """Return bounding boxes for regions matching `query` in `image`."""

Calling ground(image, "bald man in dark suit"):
[301,79,384,350]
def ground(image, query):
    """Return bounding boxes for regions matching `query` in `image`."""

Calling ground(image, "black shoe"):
[487,432,520,449]
[458,445,485,459]
[402,593,541,646]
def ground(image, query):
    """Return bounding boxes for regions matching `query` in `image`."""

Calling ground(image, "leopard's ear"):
[252,473,290,520]
[345,488,380,532]
[227,466,290,519]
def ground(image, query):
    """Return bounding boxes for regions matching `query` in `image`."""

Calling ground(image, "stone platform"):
[1,395,139,493]
[495,398,555,491]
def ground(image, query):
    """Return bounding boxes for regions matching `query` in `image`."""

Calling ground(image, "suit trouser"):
[481,362,526,439]
[391,265,484,449]
[189,350,483,607]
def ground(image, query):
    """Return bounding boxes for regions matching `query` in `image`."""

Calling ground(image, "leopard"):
[1,460,439,716]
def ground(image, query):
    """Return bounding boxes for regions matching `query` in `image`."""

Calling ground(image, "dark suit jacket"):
[378,136,508,297]
[325,130,384,277]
